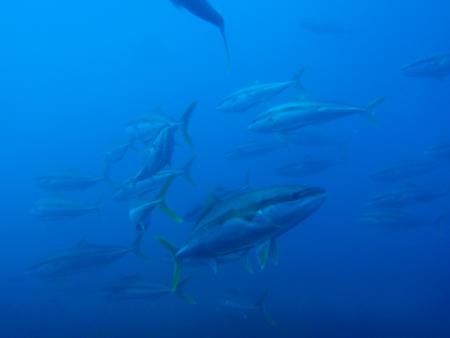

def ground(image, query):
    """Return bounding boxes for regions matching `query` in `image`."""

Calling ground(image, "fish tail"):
[131,232,148,260]
[364,96,385,124]
[255,289,276,326]
[219,26,231,74]
[173,276,197,304]
[180,101,198,147]
[292,67,307,94]
[182,157,197,186]
[156,177,183,223]
[155,236,183,292]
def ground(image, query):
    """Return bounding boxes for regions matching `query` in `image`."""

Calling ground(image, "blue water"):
[2,0,450,337]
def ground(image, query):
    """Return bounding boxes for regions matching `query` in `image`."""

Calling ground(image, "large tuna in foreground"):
[157,185,326,284]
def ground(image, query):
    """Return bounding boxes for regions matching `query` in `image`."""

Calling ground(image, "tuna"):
[402,53,450,79]
[126,102,197,148]
[113,158,195,201]
[169,0,230,68]
[26,235,145,278]
[132,127,176,184]
[217,70,305,113]
[370,159,441,183]
[31,199,101,221]
[218,289,275,325]
[101,274,195,304]
[128,177,183,232]
[34,174,104,193]
[248,97,384,133]
[157,185,326,285]
[367,185,449,209]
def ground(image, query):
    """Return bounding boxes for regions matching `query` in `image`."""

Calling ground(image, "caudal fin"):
[364,97,385,124]
[156,177,183,223]
[182,157,196,186]
[131,233,147,260]
[155,236,183,292]
[292,67,307,92]
[255,289,276,326]
[219,26,231,74]
[173,276,197,304]
[179,101,198,148]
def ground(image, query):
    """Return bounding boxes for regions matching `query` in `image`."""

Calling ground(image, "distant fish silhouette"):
[170,0,230,69]
[299,18,349,36]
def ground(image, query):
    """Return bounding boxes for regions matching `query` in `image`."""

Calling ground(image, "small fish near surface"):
[370,159,442,184]
[169,0,230,69]
[217,69,305,113]
[31,198,102,221]
[276,156,341,178]
[218,289,275,326]
[157,185,326,286]
[248,97,384,134]
[26,235,146,279]
[101,274,195,304]
[34,174,104,193]
[402,53,450,79]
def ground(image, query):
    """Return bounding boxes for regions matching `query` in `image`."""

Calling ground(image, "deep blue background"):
[1,0,450,337]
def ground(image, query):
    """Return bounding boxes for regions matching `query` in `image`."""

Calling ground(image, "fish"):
[370,159,441,183]
[248,97,384,133]
[426,143,450,160]
[367,185,450,209]
[34,174,104,193]
[359,209,429,228]
[299,19,349,36]
[225,140,284,160]
[169,0,230,68]
[113,158,195,201]
[101,274,195,304]
[129,177,183,231]
[218,289,275,325]
[132,127,176,184]
[217,70,305,113]
[31,198,101,221]
[126,102,197,148]
[402,53,450,79]
[276,156,341,178]
[26,235,145,279]
[184,174,252,224]
[157,185,326,285]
